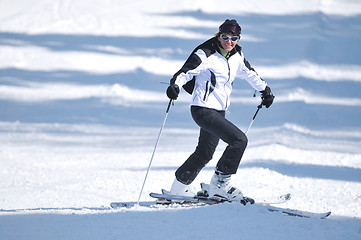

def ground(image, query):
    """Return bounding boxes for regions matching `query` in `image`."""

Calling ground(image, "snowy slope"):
[1,0,361,239]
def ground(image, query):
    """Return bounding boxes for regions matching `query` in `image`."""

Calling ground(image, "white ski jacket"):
[171,37,267,111]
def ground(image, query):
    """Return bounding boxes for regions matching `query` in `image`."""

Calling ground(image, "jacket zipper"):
[224,60,231,109]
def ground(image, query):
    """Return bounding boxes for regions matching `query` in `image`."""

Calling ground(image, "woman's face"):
[218,33,239,52]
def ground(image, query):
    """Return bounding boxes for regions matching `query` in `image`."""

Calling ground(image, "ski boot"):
[199,171,254,205]
[168,178,195,197]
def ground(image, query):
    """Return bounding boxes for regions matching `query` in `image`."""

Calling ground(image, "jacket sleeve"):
[237,53,267,91]
[170,49,205,92]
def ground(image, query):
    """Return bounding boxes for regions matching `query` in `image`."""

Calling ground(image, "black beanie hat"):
[219,19,241,36]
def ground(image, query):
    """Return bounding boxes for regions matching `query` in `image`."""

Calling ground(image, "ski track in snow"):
[1,0,361,239]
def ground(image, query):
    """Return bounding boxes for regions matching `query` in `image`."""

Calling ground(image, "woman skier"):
[166,19,274,202]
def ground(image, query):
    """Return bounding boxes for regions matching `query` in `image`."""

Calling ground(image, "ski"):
[266,205,332,219]
[111,192,291,209]
[111,192,330,219]
[149,192,292,205]
[148,192,331,219]
[150,192,253,205]
[110,194,217,209]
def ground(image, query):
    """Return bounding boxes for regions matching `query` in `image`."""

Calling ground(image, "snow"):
[1,0,361,239]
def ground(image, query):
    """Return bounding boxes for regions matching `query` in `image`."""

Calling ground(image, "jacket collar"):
[213,37,242,59]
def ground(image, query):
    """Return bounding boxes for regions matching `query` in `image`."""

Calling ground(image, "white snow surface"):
[1,0,361,239]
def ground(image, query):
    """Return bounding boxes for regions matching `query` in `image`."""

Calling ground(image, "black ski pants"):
[175,106,248,185]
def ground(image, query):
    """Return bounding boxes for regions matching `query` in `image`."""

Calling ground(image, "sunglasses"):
[220,34,240,42]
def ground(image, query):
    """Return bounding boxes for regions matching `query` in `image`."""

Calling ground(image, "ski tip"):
[283,193,292,201]
[161,189,170,194]
[322,211,332,219]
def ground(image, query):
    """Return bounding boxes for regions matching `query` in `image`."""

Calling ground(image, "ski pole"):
[137,99,173,205]
[245,103,262,135]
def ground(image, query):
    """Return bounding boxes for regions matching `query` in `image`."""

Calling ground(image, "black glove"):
[260,86,274,108]
[166,84,180,100]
